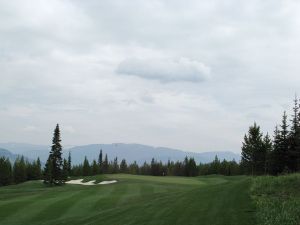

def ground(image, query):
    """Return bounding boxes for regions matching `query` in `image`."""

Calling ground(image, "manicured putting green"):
[0,174,255,225]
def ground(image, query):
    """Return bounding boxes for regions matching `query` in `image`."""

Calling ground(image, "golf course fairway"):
[0,174,255,225]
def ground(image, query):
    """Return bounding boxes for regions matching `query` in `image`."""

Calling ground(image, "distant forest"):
[1,97,300,186]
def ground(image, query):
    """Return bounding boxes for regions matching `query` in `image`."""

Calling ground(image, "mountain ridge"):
[0,142,240,165]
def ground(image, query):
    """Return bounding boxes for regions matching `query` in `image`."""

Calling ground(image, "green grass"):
[251,173,300,225]
[0,174,255,225]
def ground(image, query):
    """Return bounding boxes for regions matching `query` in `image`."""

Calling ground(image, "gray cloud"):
[0,0,300,152]
[116,57,210,83]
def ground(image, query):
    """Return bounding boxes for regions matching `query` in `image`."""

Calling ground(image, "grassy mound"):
[251,173,300,225]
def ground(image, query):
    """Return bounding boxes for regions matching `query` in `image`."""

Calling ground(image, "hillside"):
[0,143,240,165]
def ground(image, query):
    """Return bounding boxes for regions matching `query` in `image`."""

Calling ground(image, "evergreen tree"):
[98,149,103,174]
[103,154,108,173]
[62,159,69,181]
[36,157,42,179]
[129,161,139,174]
[297,98,300,171]
[150,158,157,176]
[0,157,12,186]
[187,158,198,176]
[72,164,83,176]
[120,159,128,173]
[43,157,53,184]
[13,156,27,183]
[45,124,64,184]
[112,157,119,173]
[263,134,273,174]
[269,126,282,175]
[183,156,189,176]
[92,160,98,175]
[26,159,41,180]
[67,151,72,175]
[83,156,90,176]
[241,123,265,175]
[211,155,220,174]
[288,97,300,172]
[279,112,290,172]
[26,160,35,180]
[140,161,151,175]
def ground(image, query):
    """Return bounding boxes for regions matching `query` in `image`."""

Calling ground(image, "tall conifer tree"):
[13,156,27,183]
[288,97,300,171]
[44,124,64,184]
[68,151,72,175]
[263,133,273,174]
[98,149,103,173]
[83,156,90,176]
[103,154,108,173]
[241,123,265,175]
[0,157,12,186]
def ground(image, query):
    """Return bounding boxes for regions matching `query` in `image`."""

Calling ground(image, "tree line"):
[0,156,42,186]
[241,97,300,175]
[66,152,240,177]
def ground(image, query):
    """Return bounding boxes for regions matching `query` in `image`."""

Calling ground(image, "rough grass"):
[251,173,300,225]
[0,174,255,225]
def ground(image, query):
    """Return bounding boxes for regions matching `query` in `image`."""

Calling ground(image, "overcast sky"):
[1,0,300,153]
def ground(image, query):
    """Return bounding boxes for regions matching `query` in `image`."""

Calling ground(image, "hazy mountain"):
[0,148,21,163]
[67,143,241,165]
[0,143,49,154]
[0,148,32,163]
[0,143,240,165]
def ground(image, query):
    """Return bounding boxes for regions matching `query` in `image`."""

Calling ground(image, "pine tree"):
[241,123,265,175]
[103,154,108,173]
[211,155,220,174]
[269,112,290,174]
[98,149,103,174]
[112,157,119,173]
[129,161,139,174]
[297,98,300,171]
[26,159,41,180]
[279,111,290,172]
[188,158,197,176]
[183,156,189,176]
[140,161,151,175]
[26,160,35,180]
[36,157,42,179]
[43,157,53,184]
[92,160,98,175]
[0,157,12,186]
[120,159,128,173]
[13,156,27,183]
[44,124,64,185]
[62,159,69,181]
[288,97,300,172]
[269,126,281,175]
[67,151,72,175]
[263,134,273,174]
[150,158,156,176]
[83,156,90,176]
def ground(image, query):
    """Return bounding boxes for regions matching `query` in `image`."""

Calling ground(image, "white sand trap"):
[66,179,117,186]
[98,180,117,185]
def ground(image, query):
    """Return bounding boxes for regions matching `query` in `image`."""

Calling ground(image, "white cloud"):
[116,57,210,82]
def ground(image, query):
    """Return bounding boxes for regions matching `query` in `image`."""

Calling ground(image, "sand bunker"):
[98,180,117,185]
[65,179,117,185]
